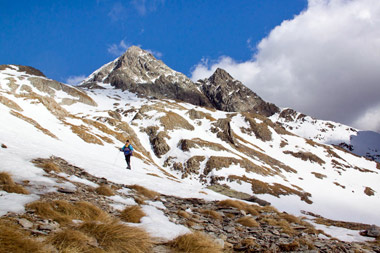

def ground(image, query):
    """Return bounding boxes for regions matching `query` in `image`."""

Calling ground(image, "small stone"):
[214,238,224,248]
[31,229,49,236]
[18,218,33,229]
[1,144,7,148]
[58,187,76,194]
[223,226,235,233]
[366,225,380,237]
[191,224,203,230]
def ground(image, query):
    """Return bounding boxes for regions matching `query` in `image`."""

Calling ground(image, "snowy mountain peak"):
[197,68,279,116]
[81,46,212,107]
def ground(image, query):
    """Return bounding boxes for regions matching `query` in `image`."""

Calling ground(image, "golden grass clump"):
[46,228,98,253]
[168,231,223,253]
[217,199,261,216]
[237,216,260,227]
[40,161,61,173]
[259,216,296,235]
[199,209,222,220]
[26,200,109,224]
[120,205,146,223]
[177,210,192,219]
[0,219,45,253]
[364,186,375,196]
[95,184,115,196]
[77,220,152,253]
[279,212,302,224]
[129,184,160,200]
[0,172,29,194]
[283,150,325,165]
[279,239,300,252]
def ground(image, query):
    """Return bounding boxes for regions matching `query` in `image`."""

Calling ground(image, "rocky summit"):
[81,46,212,107]
[196,68,279,116]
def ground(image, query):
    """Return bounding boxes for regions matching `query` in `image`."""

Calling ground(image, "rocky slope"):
[2,155,379,252]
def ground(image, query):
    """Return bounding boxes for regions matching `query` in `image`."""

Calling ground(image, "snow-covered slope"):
[271,108,380,162]
[1,65,379,230]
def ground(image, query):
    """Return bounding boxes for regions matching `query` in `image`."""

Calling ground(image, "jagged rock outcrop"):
[196,68,279,116]
[81,46,212,107]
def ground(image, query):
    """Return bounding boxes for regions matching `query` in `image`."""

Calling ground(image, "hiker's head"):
[126,140,129,144]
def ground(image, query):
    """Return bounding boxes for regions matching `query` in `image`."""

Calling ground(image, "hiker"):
[120,140,134,170]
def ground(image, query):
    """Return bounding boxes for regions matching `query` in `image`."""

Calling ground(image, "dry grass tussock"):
[0,218,46,253]
[26,200,110,224]
[237,216,260,227]
[177,210,192,219]
[95,184,115,196]
[283,150,325,165]
[364,186,375,196]
[0,172,29,194]
[217,199,262,216]
[128,184,160,200]
[199,209,222,220]
[120,205,146,223]
[77,220,152,253]
[46,228,100,253]
[33,160,61,173]
[259,216,296,235]
[168,231,223,253]
[311,172,327,179]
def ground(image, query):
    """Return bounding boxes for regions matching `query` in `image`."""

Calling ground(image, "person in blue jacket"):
[120,140,134,170]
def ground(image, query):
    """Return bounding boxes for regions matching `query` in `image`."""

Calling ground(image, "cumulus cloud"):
[108,40,129,56]
[66,75,86,86]
[191,0,380,132]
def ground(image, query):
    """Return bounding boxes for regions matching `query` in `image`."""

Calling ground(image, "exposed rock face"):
[0,64,45,77]
[81,46,212,107]
[197,68,279,116]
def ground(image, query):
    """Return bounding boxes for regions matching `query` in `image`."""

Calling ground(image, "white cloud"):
[146,49,163,58]
[352,103,380,133]
[132,0,165,16]
[108,40,129,56]
[191,0,380,132]
[66,75,86,86]
[108,2,127,22]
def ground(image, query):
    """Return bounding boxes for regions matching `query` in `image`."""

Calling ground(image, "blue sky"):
[1,0,380,132]
[0,0,307,82]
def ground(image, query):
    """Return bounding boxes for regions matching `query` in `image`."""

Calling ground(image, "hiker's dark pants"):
[124,155,131,168]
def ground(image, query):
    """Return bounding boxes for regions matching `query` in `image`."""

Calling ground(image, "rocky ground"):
[2,156,380,252]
